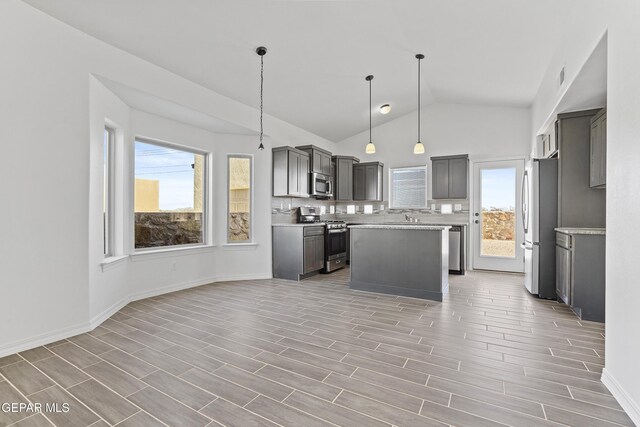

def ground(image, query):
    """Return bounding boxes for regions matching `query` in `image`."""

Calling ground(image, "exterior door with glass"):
[472,159,524,272]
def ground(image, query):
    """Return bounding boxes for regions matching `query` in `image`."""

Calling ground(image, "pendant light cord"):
[369,78,372,142]
[256,46,267,150]
[259,53,264,150]
[417,55,421,143]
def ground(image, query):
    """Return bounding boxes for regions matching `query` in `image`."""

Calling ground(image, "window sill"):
[100,255,128,272]
[221,242,259,250]
[130,244,217,261]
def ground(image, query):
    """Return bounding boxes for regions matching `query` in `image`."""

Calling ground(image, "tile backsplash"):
[272,197,469,225]
[271,197,335,223]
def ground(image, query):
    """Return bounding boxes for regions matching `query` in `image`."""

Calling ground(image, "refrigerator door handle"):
[521,170,529,234]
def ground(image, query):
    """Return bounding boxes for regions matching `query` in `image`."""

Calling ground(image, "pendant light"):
[365,75,376,154]
[256,46,267,150]
[414,53,425,154]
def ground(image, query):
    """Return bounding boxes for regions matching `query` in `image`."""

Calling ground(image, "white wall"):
[530,1,640,423]
[0,0,335,356]
[336,103,531,201]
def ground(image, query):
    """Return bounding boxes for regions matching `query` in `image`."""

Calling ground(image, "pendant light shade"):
[365,75,375,154]
[414,141,425,154]
[414,53,425,155]
[365,142,376,154]
[256,46,267,150]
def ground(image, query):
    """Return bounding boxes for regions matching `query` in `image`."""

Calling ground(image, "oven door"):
[325,229,347,260]
[310,173,333,198]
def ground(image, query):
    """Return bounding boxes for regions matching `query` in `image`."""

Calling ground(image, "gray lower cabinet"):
[353,162,383,201]
[555,236,571,305]
[333,155,359,201]
[303,234,325,274]
[272,146,309,197]
[590,108,607,188]
[555,231,605,322]
[431,155,468,199]
[273,225,324,280]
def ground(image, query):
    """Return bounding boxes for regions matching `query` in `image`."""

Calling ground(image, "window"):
[227,155,252,243]
[134,139,206,249]
[389,166,427,209]
[103,127,115,256]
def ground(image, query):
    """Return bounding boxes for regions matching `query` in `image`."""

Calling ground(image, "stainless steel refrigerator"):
[522,158,558,299]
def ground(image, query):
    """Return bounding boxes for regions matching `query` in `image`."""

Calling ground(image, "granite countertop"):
[349,224,451,231]
[347,222,468,227]
[555,227,606,235]
[272,223,326,227]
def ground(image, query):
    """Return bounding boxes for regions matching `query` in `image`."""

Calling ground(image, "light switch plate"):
[441,204,453,214]
[346,205,356,214]
[329,205,335,214]
[320,206,326,214]
[364,205,373,214]
[454,204,462,211]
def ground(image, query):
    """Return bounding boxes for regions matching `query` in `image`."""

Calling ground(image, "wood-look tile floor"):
[0,268,633,427]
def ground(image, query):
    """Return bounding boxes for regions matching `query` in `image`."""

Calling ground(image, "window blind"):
[390,167,427,208]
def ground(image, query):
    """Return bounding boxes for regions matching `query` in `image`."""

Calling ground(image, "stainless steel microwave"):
[309,172,333,198]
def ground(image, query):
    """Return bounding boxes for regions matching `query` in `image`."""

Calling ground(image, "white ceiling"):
[95,76,257,136]
[23,0,575,142]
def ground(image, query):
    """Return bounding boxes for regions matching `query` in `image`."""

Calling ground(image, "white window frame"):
[226,154,254,244]
[132,137,210,252]
[389,166,428,209]
[103,126,116,257]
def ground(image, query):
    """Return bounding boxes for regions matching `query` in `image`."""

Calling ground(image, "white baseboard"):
[129,275,220,303]
[602,368,640,426]
[89,296,131,330]
[0,321,92,359]
[215,273,273,282]
[0,273,270,359]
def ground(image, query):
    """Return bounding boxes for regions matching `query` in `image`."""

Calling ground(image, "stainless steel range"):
[322,220,347,273]
[297,207,346,273]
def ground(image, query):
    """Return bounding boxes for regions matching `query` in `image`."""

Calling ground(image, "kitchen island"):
[349,224,450,301]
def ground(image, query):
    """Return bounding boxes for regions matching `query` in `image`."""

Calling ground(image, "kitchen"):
[2,1,640,427]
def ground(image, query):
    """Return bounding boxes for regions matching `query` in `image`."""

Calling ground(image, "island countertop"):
[349,224,451,231]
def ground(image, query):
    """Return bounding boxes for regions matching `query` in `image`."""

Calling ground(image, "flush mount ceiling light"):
[379,104,391,115]
[414,53,426,155]
[256,46,267,150]
[365,75,376,154]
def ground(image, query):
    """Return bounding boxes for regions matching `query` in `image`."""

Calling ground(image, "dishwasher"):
[448,225,465,275]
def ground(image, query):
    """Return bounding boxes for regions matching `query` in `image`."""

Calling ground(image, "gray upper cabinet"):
[557,110,606,228]
[590,108,607,188]
[541,124,558,158]
[431,155,468,199]
[272,146,309,198]
[296,145,332,176]
[333,155,360,201]
[353,161,383,201]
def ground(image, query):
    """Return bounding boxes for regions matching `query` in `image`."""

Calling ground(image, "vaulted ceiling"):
[22,0,575,141]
